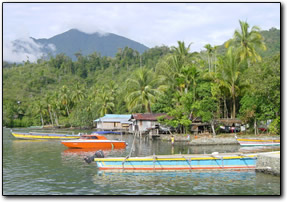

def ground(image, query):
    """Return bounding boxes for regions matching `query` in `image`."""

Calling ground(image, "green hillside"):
[3,25,280,135]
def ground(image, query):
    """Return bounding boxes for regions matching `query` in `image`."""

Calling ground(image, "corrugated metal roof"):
[104,114,131,118]
[94,114,131,122]
[131,113,172,121]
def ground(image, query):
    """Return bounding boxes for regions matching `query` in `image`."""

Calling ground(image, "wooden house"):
[94,114,132,131]
[130,113,172,133]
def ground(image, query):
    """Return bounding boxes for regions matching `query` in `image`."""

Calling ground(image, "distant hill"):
[11,29,149,61]
[258,27,280,57]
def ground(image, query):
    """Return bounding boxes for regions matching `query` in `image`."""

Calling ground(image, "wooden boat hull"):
[61,140,127,149]
[94,153,258,172]
[11,132,80,140]
[237,138,280,147]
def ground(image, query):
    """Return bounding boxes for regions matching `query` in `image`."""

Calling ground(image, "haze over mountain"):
[8,29,149,62]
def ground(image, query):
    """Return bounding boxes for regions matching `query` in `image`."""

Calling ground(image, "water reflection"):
[92,171,280,195]
[62,148,127,158]
[3,128,280,195]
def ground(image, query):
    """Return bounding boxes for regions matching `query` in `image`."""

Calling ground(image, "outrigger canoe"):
[11,131,80,140]
[237,138,280,147]
[61,134,127,149]
[91,152,259,172]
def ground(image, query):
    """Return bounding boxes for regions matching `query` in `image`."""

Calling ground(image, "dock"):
[256,152,280,176]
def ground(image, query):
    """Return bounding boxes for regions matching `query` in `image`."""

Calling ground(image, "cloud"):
[3,37,56,63]
[3,2,280,59]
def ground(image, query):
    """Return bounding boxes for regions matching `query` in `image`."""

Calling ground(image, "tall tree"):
[172,41,192,58]
[71,82,86,104]
[125,68,166,113]
[218,47,242,119]
[34,101,47,126]
[204,44,213,72]
[59,85,71,116]
[96,87,115,117]
[225,20,267,64]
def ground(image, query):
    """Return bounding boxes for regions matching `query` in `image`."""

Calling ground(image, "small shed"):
[190,117,210,134]
[216,119,242,133]
[216,118,242,126]
[94,114,132,131]
[130,113,172,133]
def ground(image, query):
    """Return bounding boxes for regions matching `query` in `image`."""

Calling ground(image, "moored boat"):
[11,131,81,140]
[237,138,280,147]
[92,152,258,172]
[61,134,127,149]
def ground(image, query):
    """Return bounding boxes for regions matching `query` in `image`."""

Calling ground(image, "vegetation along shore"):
[3,21,280,137]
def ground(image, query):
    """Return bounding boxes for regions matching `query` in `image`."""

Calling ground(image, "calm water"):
[3,128,280,195]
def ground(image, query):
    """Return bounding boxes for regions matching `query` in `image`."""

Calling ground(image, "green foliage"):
[3,24,280,135]
[269,117,280,135]
[125,67,167,113]
[192,97,217,123]
[239,53,280,133]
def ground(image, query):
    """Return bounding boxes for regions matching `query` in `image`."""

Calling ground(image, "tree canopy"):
[3,22,280,135]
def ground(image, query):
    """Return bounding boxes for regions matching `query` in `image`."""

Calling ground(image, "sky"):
[2,2,281,62]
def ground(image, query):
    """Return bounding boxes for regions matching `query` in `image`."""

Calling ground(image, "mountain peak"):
[10,29,149,62]
[61,28,109,37]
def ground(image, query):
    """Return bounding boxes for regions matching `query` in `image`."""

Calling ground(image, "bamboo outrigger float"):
[237,138,280,147]
[91,152,260,173]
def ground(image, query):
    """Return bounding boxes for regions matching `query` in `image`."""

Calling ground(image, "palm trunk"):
[65,105,70,116]
[147,102,152,113]
[232,94,236,119]
[193,81,196,103]
[48,109,54,126]
[254,117,257,136]
[53,110,59,126]
[211,120,216,137]
[208,55,210,72]
[224,97,228,118]
[231,84,236,119]
[217,98,221,119]
[40,113,44,126]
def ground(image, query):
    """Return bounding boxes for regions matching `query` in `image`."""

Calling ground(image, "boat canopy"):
[81,135,108,140]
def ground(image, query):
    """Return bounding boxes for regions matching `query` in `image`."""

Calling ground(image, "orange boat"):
[61,134,127,149]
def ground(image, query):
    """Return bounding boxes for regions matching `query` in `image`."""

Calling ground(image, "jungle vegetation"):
[3,21,280,135]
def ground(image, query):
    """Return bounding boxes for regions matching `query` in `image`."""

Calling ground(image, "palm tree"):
[34,101,47,126]
[50,92,61,126]
[60,85,71,116]
[213,45,219,72]
[183,65,199,102]
[97,87,115,117]
[71,82,86,104]
[225,20,266,64]
[204,44,213,72]
[171,41,192,72]
[125,68,166,113]
[172,41,192,58]
[218,47,241,119]
[106,80,118,99]
[44,94,54,126]
[156,41,196,93]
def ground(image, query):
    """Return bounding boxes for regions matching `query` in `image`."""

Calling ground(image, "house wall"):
[134,120,159,132]
[97,122,123,129]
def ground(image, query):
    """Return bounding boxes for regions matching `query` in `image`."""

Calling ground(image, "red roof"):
[131,113,172,121]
